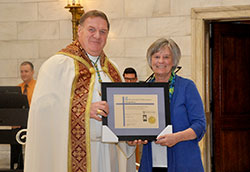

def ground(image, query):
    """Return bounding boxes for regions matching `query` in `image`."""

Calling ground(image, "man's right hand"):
[90,101,109,121]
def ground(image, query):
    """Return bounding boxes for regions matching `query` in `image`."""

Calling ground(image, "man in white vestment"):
[24,10,135,172]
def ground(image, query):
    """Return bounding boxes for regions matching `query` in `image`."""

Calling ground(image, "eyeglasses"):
[124,77,137,81]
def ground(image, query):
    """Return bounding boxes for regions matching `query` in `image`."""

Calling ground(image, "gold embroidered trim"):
[103,58,122,82]
[68,60,80,172]
[85,68,95,172]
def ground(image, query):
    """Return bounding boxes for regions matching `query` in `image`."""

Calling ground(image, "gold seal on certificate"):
[148,116,156,124]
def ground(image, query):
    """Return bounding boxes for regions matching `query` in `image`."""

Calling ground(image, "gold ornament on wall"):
[65,0,84,40]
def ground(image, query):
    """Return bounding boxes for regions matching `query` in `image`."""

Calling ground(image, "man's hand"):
[90,101,109,121]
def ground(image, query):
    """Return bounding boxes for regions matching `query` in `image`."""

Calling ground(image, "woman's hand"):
[155,133,179,147]
[127,139,148,146]
[155,128,197,147]
[90,101,109,121]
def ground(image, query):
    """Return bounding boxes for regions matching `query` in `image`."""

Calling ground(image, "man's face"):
[78,16,109,56]
[123,73,138,82]
[20,64,34,83]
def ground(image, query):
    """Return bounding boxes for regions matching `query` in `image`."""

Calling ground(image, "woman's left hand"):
[155,128,197,147]
[155,133,179,147]
[127,139,148,146]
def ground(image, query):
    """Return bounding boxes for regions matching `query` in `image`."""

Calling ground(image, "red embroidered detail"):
[70,63,91,172]
[59,40,122,172]
[107,61,122,82]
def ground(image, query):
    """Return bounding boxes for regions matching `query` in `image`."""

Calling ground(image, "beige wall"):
[1,0,250,84]
[1,0,250,169]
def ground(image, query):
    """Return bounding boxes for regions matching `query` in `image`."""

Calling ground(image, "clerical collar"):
[87,53,99,61]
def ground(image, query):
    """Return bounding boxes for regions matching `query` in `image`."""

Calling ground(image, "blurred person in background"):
[123,67,138,82]
[11,61,36,170]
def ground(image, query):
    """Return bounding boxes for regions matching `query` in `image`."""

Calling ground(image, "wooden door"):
[212,21,250,172]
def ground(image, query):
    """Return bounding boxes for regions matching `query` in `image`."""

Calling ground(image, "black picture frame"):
[101,82,170,141]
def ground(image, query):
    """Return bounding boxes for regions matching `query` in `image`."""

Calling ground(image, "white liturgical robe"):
[24,54,135,172]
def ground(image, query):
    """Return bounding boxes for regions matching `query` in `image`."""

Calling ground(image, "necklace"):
[149,71,175,102]
[90,56,102,83]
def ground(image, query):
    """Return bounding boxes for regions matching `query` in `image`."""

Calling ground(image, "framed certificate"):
[101,82,170,141]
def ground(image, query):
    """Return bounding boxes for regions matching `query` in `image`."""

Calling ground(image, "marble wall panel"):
[109,18,147,38]
[0,78,20,86]
[153,0,171,17]
[38,1,71,21]
[171,0,201,15]
[147,16,191,37]
[178,55,192,77]
[17,21,60,40]
[200,0,222,7]
[124,37,157,57]
[0,60,18,78]
[82,0,124,19]
[39,39,72,58]
[222,0,250,6]
[124,0,155,17]
[171,36,191,56]
[0,23,17,40]
[60,20,72,40]
[0,41,39,59]
[104,38,125,57]
[0,3,37,22]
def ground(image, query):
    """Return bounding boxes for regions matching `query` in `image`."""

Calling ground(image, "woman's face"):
[151,45,174,80]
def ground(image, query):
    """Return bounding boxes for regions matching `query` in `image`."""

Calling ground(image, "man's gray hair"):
[79,10,110,31]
